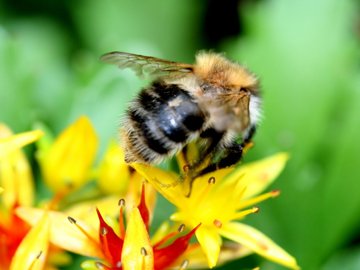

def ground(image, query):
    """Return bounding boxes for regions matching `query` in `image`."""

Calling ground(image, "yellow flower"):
[9,212,50,270]
[0,124,43,160]
[16,185,200,270]
[133,153,300,269]
[0,204,32,270]
[38,116,98,192]
[97,140,130,195]
[0,124,45,270]
[0,124,40,209]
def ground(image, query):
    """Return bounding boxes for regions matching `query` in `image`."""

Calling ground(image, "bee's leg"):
[185,126,257,196]
[198,141,243,175]
[199,128,224,160]
[184,128,224,197]
[242,125,256,146]
[185,141,242,197]
[181,128,224,168]
[218,142,243,168]
[198,125,257,175]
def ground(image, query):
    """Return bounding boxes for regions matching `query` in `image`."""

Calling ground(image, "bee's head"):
[194,52,259,96]
[194,52,261,132]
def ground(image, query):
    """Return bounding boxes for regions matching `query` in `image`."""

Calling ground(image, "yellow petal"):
[40,116,98,192]
[125,174,157,225]
[10,212,50,270]
[0,125,43,160]
[65,195,121,230]
[195,226,222,268]
[132,163,184,206]
[122,207,154,270]
[225,153,289,199]
[97,140,130,194]
[0,148,34,209]
[16,207,102,258]
[171,242,252,269]
[0,126,35,208]
[220,222,299,269]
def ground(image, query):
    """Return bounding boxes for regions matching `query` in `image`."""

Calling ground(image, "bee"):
[101,51,261,175]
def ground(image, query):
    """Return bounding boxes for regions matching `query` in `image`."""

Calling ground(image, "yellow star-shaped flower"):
[133,153,300,269]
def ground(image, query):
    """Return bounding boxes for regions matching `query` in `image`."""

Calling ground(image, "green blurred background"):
[1,0,360,269]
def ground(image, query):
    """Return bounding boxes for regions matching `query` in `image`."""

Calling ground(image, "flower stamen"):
[213,219,222,228]
[140,247,148,270]
[118,198,126,207]
[232,207,260,220]
[192,177,216,205]
[118,198,126,239]
[141,247,148,256]
[48,189,70,210]
[101,227,108,236]
[96,209,123,266]
[36,251,43,259]
[153,225,186,250]
[183,164,190,173]
[29,251,43,270]
[178,224,185,233]
[95,261,110,270]
[208,176,216,184]
[153,224,200,269]
[239,190,280,209]
[179,259,189,270]
[67,216,99,247]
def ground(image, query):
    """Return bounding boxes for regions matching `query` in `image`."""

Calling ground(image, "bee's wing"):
[101,51,194,78]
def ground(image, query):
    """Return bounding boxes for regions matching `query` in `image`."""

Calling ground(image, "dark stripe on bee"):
[128,109,171,155]
[138,91,162,112]
[183,114,205,131]
[154,83,205,141]
[127,82,206,158]
[158,107,188,142]
[153,82,182,101]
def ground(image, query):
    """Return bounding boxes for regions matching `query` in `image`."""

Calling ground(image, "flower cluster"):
[0,116,299,269]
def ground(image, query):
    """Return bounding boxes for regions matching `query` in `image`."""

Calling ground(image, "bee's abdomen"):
[123,82,205,163]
